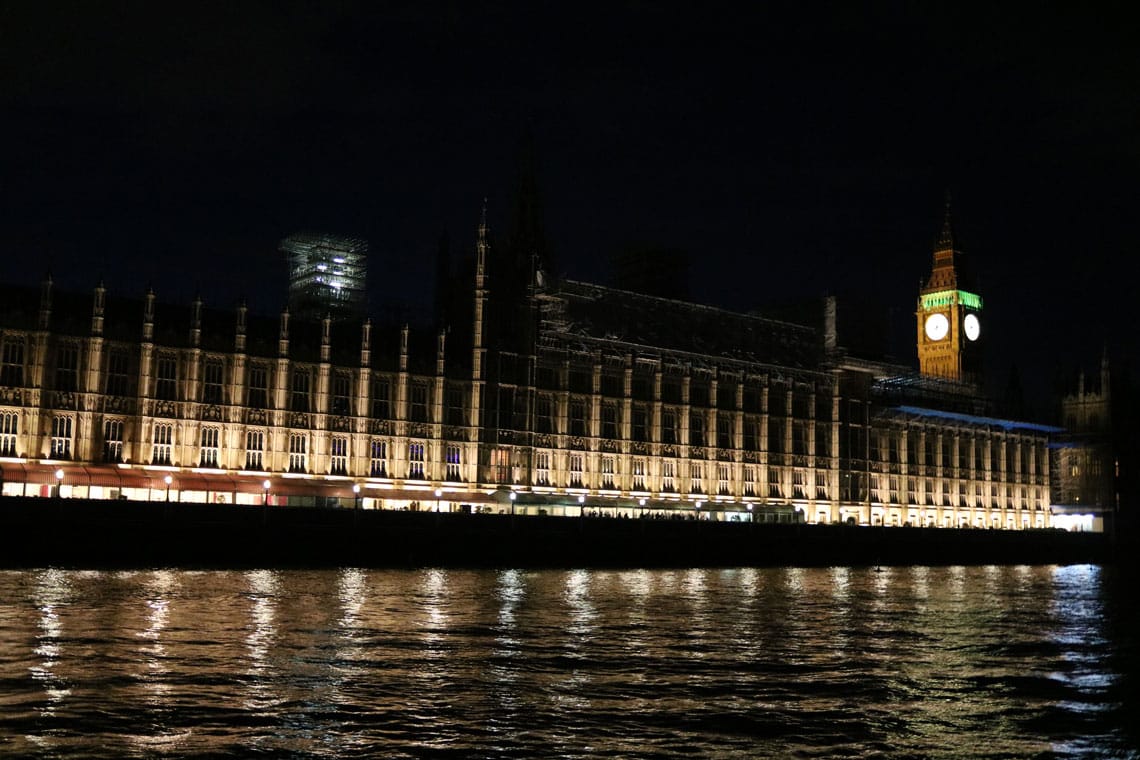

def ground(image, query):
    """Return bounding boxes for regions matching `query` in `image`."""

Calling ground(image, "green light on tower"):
[921,290,983,311]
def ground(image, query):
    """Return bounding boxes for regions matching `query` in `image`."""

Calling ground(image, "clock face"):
[963,313,980,341]
[924,313,949,341]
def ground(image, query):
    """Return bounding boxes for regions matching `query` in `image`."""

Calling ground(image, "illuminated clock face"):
[963,313,980,341]
[924,313,949,341]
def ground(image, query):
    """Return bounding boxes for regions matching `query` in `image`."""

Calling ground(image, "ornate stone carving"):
[330,415,351,432]
[372,419,392,435]
[154,399,178,418]
[201,404,222,422]
[104,395,133,414]
[288,411,310,429]
[246,408,268,426]
[51,390,77,409]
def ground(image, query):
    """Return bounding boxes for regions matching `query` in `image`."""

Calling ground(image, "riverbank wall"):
[0,496,1113,569]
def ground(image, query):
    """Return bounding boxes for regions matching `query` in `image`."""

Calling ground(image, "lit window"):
[152,422,173,465]
[601,455,616,489]
[632,458,646,491]
[408,441,426,479]
[569,453,584,487]
[1,411,19,456]
[101,419,123,463]
[369,439,388,477]
[245,430,265,470]
[662,459,676,492]
[50,415,73,459]
[690,461,703,492]
[743,465,755,496]
[535,450,551,486]
[200,427,220,468]
[330,436,348,475]
[288,433,307,473]
[445,444,462,481]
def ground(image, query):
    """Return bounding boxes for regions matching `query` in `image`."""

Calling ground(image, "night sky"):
[2,3,1137,415]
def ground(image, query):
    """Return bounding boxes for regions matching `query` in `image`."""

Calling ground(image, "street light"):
[695,499,702,520]
[578,493,585,518]
[262,479,271,506]
[54,468,64,498]
[434,488,442,512]
[352,483,361,509]
[164,474,173,502]
[509,490,516,515]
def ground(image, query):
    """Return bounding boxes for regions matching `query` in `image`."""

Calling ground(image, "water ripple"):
[0,566,1135,759]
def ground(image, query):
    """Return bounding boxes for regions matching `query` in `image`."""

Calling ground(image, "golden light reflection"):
[137,570,175,704]
[422,568,449,649]
[0,566,1126,758]
[30,569,73,719]
[243,569,280,712]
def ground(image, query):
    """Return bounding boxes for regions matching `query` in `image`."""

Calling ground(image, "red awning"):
[0,461,28,483]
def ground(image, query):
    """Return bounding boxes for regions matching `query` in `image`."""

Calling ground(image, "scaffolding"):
[281,232,368,322]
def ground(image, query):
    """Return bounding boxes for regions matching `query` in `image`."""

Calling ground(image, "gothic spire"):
[936,190,955,253]
[476,196,489,275]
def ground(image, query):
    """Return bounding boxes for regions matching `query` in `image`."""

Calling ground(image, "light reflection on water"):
[0,565,1135,759]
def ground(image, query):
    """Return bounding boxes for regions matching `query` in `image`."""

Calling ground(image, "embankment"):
[0,496,1115,569]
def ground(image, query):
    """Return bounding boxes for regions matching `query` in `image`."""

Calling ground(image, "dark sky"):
[2,3,1138,413]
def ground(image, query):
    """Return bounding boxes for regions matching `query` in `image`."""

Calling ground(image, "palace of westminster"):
[0,199,1122,532]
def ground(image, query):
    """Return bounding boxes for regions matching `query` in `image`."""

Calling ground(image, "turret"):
[91,280,106,336]
[38,273,53,330]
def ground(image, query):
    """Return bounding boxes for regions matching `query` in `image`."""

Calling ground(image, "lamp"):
[163,474,172,502]
[262,479,271,506]
[352,483,361,509]
[509,490,516,515]
[54,468,64,498]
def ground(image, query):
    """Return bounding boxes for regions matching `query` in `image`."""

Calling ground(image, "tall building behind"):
[916,199,984,384]
[281,232,368,322]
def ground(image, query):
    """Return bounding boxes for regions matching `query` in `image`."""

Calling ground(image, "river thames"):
[0,565,1136,758]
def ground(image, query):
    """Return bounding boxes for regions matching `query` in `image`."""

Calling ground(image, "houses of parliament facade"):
[0,202,1111,532]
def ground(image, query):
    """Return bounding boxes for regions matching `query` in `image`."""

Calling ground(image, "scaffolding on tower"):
[281,232,369,322]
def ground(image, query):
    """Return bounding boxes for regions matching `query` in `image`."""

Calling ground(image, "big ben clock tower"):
[917,199,983,383]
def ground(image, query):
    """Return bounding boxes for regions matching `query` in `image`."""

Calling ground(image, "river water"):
[0,565,1136,759]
